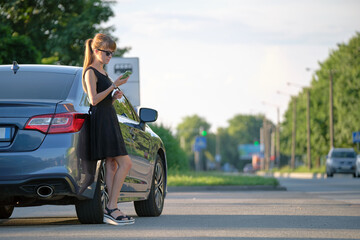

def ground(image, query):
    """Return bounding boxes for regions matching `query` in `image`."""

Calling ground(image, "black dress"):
[84,66,128,161]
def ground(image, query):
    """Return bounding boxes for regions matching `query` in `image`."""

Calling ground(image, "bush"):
[150,124,189,171]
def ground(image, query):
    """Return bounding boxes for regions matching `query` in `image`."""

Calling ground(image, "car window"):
[0,71,74,100]
[113,96,139,122]
[331,151,356,158]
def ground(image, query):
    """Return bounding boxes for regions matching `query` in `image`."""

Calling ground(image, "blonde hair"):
[82,33,116,93]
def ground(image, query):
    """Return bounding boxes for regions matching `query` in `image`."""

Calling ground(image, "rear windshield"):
[0,71,74,100]
[331,151,356,158]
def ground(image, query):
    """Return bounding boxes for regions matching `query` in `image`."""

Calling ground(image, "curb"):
[257,172,326,179]
[168,185,287,192]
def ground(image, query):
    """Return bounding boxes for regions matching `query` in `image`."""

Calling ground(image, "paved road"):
[1,175,360,240]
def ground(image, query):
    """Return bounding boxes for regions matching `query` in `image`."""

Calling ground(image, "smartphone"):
[120,70,132,80]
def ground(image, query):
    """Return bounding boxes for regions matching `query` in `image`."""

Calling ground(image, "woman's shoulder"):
[84,66,96,75]
[86,66,108,77]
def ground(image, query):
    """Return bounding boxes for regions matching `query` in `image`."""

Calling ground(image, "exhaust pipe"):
[36,185,54,198]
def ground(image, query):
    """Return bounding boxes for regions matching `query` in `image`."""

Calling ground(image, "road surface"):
[1,174,360,240]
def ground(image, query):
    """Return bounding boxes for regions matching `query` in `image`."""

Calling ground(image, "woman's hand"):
[114,75,130,87]
[113,90,123,100]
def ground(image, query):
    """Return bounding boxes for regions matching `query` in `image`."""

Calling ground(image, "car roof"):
[0,64,82,75]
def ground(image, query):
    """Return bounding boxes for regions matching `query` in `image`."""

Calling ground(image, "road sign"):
[194,136,207,152]
[353,131,360,143]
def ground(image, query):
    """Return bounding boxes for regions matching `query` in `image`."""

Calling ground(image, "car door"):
[113,96,152,192]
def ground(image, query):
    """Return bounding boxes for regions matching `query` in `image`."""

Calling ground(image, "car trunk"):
[0,100,58,151]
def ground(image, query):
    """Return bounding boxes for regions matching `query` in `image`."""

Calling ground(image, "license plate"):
[341,165,351,170]
[0,127,12,142]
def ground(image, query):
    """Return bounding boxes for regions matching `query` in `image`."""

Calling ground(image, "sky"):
[107,0,360,132]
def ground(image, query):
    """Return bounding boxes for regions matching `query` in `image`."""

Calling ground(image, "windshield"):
[0,71,74,100]
[331,151,356,158]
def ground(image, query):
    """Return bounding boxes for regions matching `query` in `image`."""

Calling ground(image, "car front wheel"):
[355,167,360,178]
[134,154,165,217]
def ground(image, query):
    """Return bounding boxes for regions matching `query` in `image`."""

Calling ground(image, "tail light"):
[25,113,86,134]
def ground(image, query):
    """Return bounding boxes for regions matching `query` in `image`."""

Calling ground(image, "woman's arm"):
[85,69,115,106]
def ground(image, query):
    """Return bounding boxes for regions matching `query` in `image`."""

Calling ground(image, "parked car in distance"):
[243,163,254,174]
[0,63,167,223]
[326,148,356,178]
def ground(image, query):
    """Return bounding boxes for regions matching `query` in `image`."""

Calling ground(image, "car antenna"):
[11,61,20,74]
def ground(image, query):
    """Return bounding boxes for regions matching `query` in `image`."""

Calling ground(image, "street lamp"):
[287,82,311,170]
[262,101,281,169]
[277,90,296,169]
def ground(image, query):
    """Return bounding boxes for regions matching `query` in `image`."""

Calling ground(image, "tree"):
[176,115,211,155]
[227,114,265,145]
[222,114,267,170]
[0,0,130,65]
[176,115,211,170]
[150,124,189,171]
[280,32,360,168]
[0,25,41,64]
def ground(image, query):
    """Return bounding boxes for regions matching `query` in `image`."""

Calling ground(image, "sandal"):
[104,207,135,225]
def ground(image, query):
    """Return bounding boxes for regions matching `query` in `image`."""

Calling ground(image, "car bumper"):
[330,166,355,174]
[0,134,101,206]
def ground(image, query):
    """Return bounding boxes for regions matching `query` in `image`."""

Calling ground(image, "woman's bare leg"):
[106,155,132,219]
[105,158,117,202]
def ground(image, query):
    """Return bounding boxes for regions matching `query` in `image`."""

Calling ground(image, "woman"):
[82,33,134,225]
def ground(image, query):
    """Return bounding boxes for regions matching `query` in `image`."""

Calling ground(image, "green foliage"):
[0,0,130,65]
[168,171,279,187]
[227,114,265,144]
[219,114,270,170]
[280,32,360,167]
[150,124,189,171]
[176,115,211,155]
[0,25,41,64]
[176,113,270,172]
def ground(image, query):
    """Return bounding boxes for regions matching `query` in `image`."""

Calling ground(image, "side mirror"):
[139,108,158,130]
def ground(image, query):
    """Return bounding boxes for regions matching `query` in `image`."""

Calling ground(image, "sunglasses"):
[97,49,114,57]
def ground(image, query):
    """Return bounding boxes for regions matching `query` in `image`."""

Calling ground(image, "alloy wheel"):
[154,161,164,210]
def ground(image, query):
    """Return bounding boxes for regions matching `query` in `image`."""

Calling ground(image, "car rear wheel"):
[75,161,108,224]
[134,154,165,217]
[0,205,14,219]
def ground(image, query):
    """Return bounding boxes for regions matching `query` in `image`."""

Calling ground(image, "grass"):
[270,165,326,174]
[167,171,279,187]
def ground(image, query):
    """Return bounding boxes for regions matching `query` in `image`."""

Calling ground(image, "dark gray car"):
[326,148,356,178]
[0,64,167,223]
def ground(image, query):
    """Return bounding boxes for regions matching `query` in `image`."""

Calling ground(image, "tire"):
[0,205,14,219]
[75,161,108,224]
[134,154,165,217]
[326,166,333,178]
[355,167,360,178]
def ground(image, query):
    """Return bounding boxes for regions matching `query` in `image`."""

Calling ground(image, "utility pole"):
[262,101,281,168]
[306,89,311,170]
[291,97,296,169]
[276,107,280,168]
[329,70,334,148]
